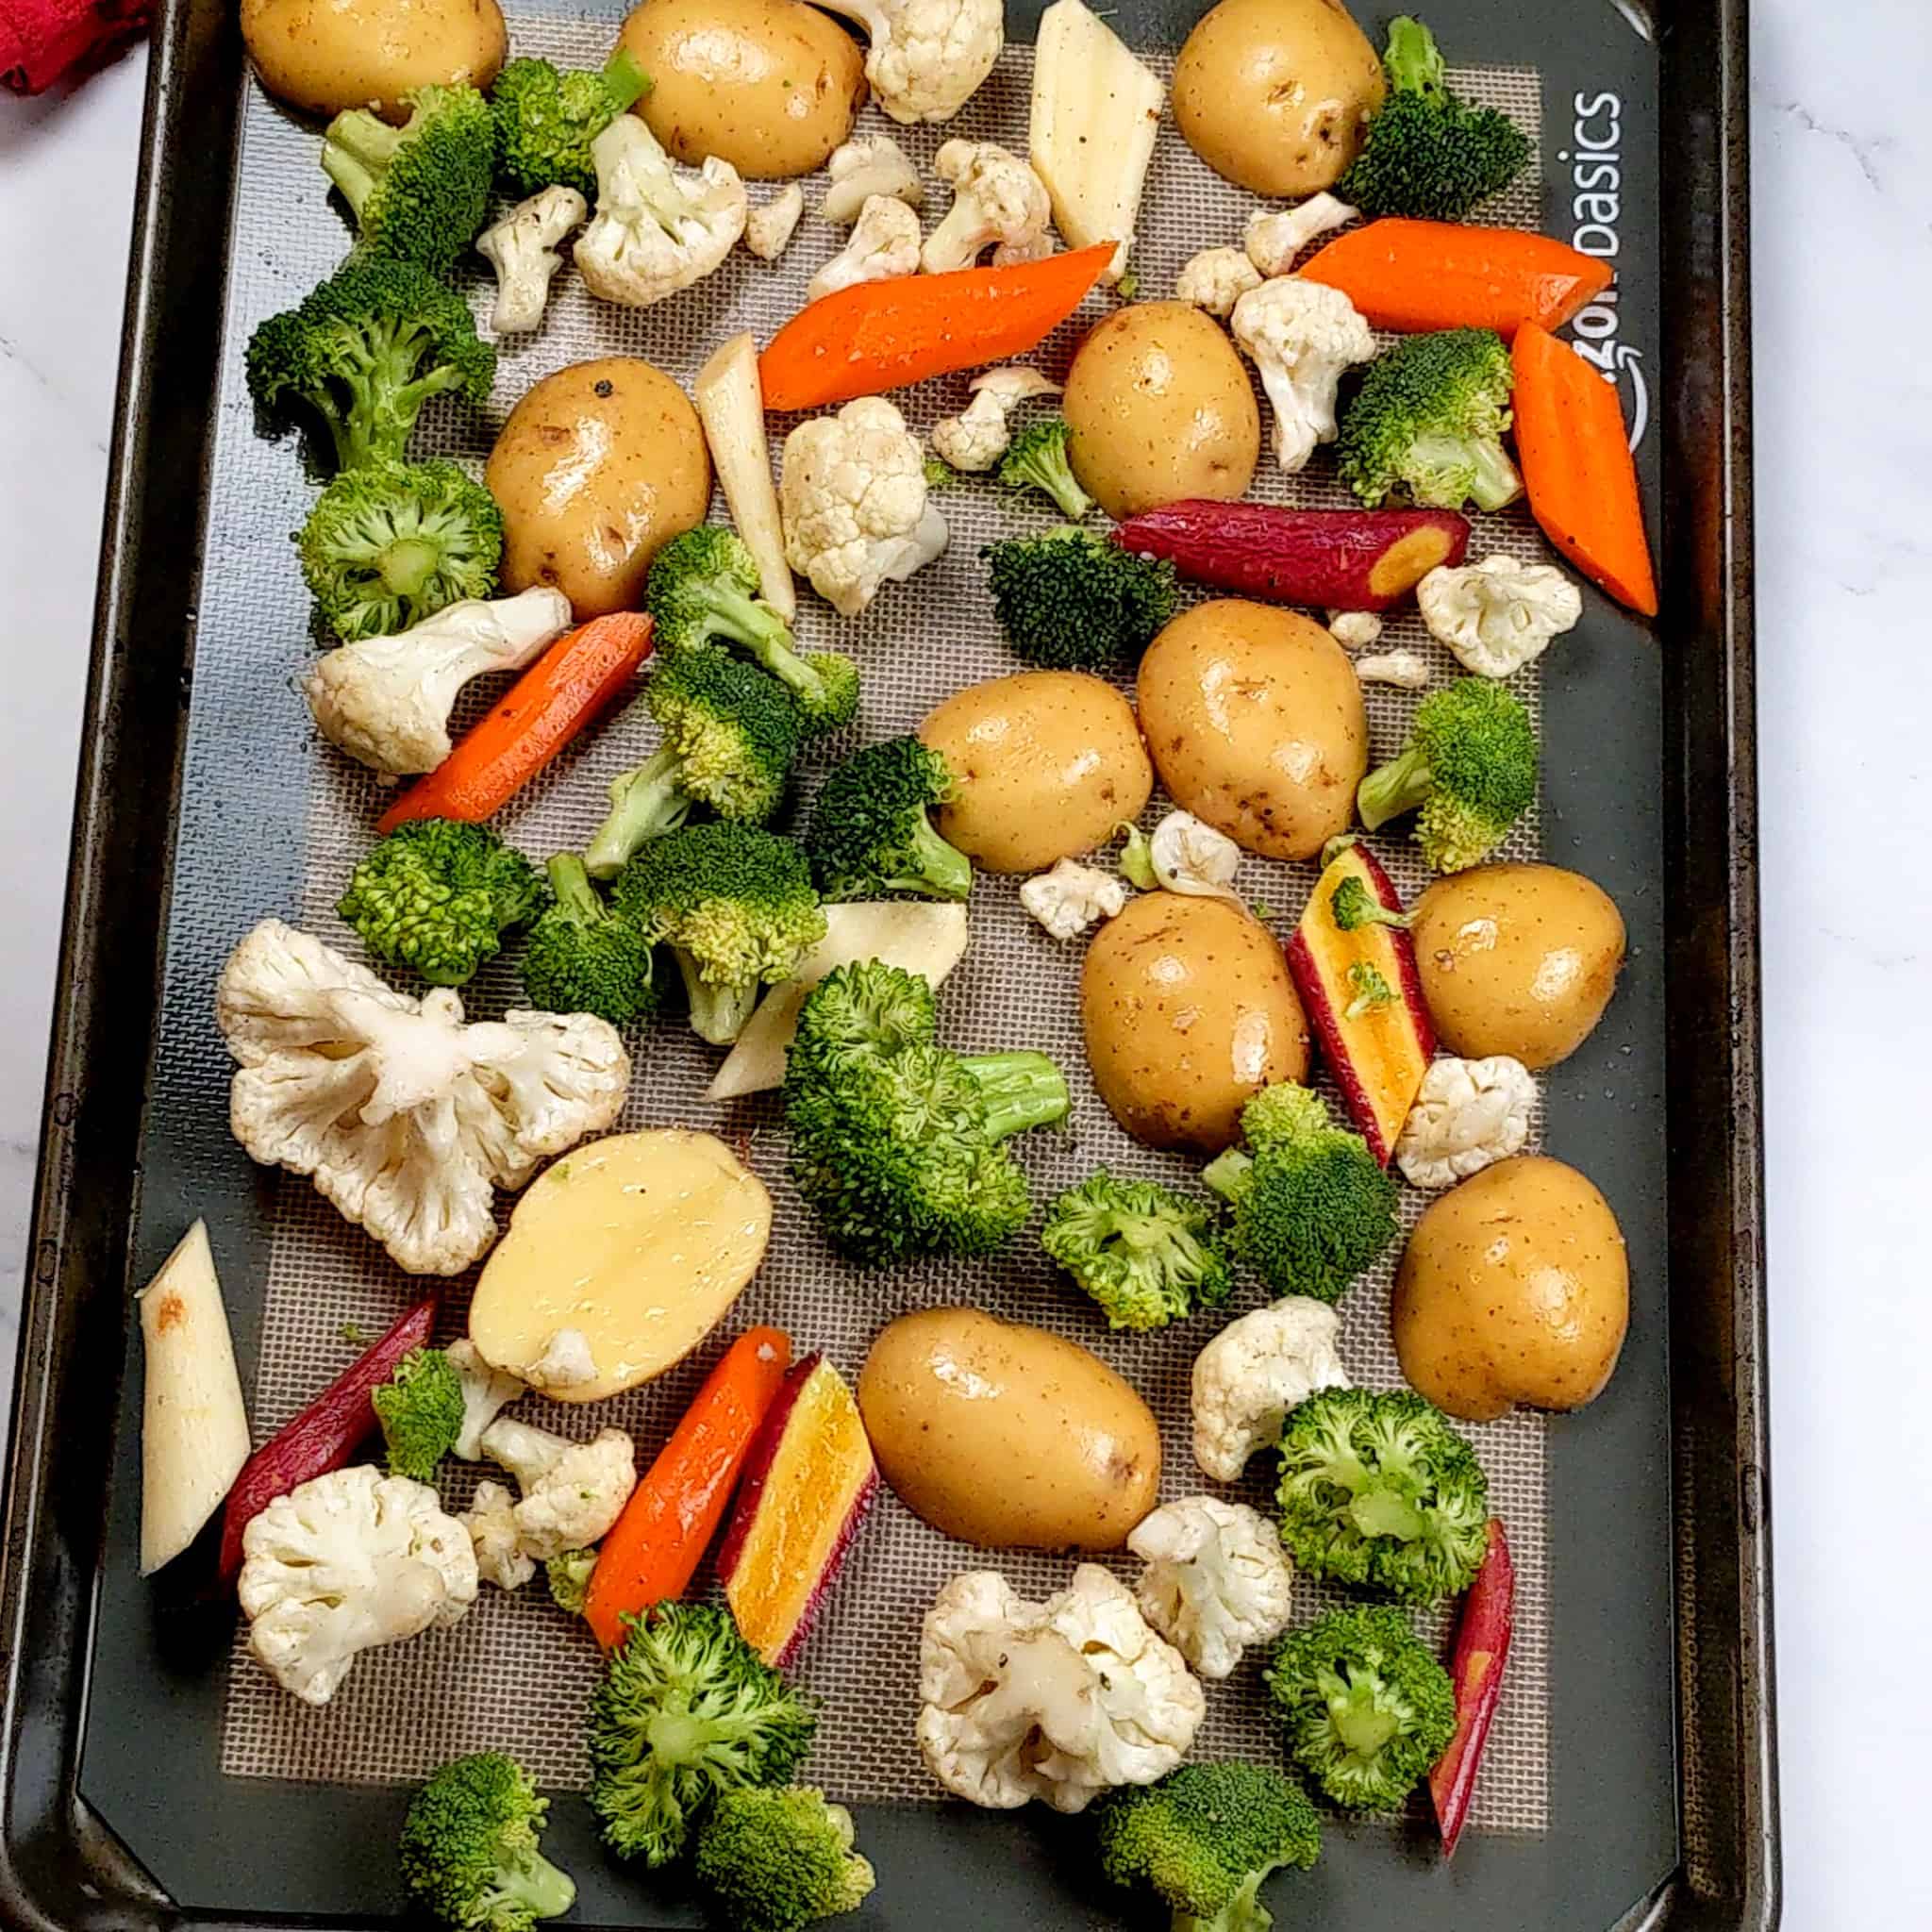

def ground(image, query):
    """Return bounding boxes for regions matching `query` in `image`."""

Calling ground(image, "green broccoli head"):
[610,823,825,1043]
[546,1547,599,1615]
[983,527,1178,670]
[298,458,504,641]
[371,1346,465,1482]
[1277,1387,1491,1603]
[1339,18,1532,221]
[246,260,495,475]
[1041,1171,1233,1332]
[647,528,858,735]
[1095,1761,1322,1932]
[588,1605,818,1868]
[1344,960,1395,1019]
[1328,874,1412,933]
[1356,676,1538,872]
[1336,328,1520,512]
[1201,1084,1398,1304]
[802,736,973,902]
[400,1751,576,1932]
[491,51,652,198]
[1267,1606,1457,1813]
[338,818,546,987]
[999,418,1094,521]
[692,1786,876,1932]
[322,84,495,276]
[521,854,658,1026]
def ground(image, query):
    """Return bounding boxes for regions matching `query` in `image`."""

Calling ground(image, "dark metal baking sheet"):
[0,0,1773,1927]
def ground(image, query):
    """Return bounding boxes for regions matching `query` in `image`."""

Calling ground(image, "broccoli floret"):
[371,1346,465,1481]
[1328,874,1412,933]
[1267,1607,1457,1812]
[521,854,658,1025]
[783,959,1070,1264]
[1356,676,1538,873]
[400,1752,575,1932]
[1276,1387,1491,1604]
[491,51,652,198]
[585,654,805,878]
[588,1605,817,1868]
[1339,18,1531,221]
[322,85,495,275]
[1095,1761,1322,1932]
[998,418,1094,521]
[1041,1171,1233,1332]
[983,527,1178,669]
[610,824,825,1044]
[647,528,859,735]
[1201,1084,1397,1305]
[338,818,546,987]
[1336,327,1520,512]
[801,736,974,902]
[692,1786,876,1932]
[246,260,496,475]
[546,1547,598,1614]
[923,454,958,491]
[1344,960,1395,1019]
[298,458,504,641]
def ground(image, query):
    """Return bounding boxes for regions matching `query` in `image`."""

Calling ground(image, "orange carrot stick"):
[377,611,653,832]
[1510,324,1657,617]
[582,1326,792,1652]
[1299,220,1613,340]
[758,243,1116,411]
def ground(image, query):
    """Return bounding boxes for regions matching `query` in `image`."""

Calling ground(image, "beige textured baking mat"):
[214,20,1552,1835]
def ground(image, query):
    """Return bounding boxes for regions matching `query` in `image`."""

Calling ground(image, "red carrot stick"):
[1429,1517,1516,1856]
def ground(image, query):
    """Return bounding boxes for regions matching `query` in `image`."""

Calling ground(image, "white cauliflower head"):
[217,922,629,1274]
[1416,554,1585,678]
[1019,858,1129,941]
[815,0,1003,124]
[922,140,1053,272]
[573,117,746,308]
[239,1465,477,1706]
[460,1478,536,1591]
[446,1338,525,1460]
[476,186,586,333]
[1326,609,1384,651]
[1191,1296,1351,1483]
[1230,277,1377,473]
[1395,1055,1536,1191]
[1148,810,1244,904]
[1128,1497,1296,1679]
[480,1416,637,1561]
[917,1567,1204,1814]
[822,134,925,223]
[1174,246,1261,318]
[807,193,923,304]
[1244,192,1357,276]
[304,589,574,778]
[743,183,805,261]
[1354,648,1430,690]
[928,366,1060,473]
[781,396,948,616]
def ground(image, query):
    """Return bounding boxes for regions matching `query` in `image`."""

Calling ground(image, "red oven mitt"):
[0,0,147,94]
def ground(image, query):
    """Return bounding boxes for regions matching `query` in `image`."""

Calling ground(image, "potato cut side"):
[469,1130,772,1403]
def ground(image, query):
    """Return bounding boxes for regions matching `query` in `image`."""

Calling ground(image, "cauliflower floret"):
[1395,1055,1537,1191]
[217,922,629,1274]
[476,186,586,333]
[1244,192,1357,275]
[917,1568,1204,1814]
[1191,1296,1351,1483]
[239,1466,477,1706]
[781,396,949,616]
[743,183,806,260]
[1355,648,1430,690]
[446,1338,525,1460]
[460,1478,536,1591]
[304,589,574,778]
[1148,810,1243,904]
[922,140,1053,272]
[1231,277,1377,473]
[1174,246,1261,318]
[1416,553,1585,678]
[573,117,746,308]
[929,366,1061,473]
[808,193,923,303]
[823,134,925,223]
[814,0,1003,125]
[1128,1497,1296,1680]
[480,1417,637,1561]
[1020,858,1129,940]
[1327,609,1384,651]
[525,1326,598,1393]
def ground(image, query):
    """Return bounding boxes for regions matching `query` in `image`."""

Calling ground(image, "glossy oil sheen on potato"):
[242,0,507,120]
[858,1308,1161,1550]
[1081,892,1309,1153]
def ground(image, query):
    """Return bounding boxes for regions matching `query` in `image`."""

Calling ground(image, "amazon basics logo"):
[1560,92,1648,453]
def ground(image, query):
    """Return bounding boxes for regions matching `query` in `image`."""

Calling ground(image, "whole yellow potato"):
[487,358,710,620]
[858,1307,1161,1550]
[1173,0,1385,197]
[1412,864,1627,1070]
[619,0,867,177]
[1062,305,1260,520]
[1137,601,1367,860]
[918,671,1153,874]
[1393,1155,1630,1422]
[242,0,506,121]
[1082,892,1309,1154]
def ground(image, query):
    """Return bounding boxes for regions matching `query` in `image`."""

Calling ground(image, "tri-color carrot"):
[1430,1517,1517,1857]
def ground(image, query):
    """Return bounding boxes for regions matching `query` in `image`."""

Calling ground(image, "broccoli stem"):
[1409,431,1522,512]
[700,579,818,693]
[378,537,443,598]
[671,946,758,1045]
[546,851,601,919]
[1328,1675,1400,1760]
[490,1849,578,1923]
[1201,1147,1254,1204]
[1008,444,1093,522]
[586,748,691,879]
[959,1052,1071,1140]
[895,814,974,901]
[1349,1485,1428,1542]
[320,111,405,218]
[1356,744,1434,831]
[602,45,652,113]
[1384,15,1446,96]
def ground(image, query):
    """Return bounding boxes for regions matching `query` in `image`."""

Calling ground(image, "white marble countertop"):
[1,6,1924,1924]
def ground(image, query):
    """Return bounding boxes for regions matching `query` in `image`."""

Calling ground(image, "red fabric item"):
[0,0,147,94]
